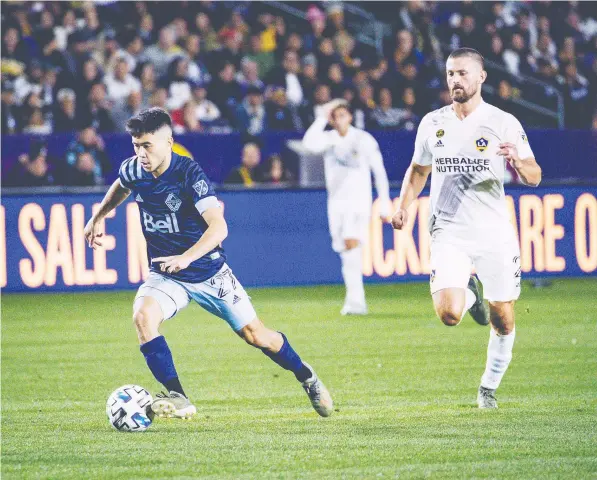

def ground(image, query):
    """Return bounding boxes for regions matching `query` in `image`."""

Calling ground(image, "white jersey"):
[413,100,535,244]
[303,117,390,215]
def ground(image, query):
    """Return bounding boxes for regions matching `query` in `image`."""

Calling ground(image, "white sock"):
[481,328,516,390]
[461,288,477,320]
[340,247,365,308]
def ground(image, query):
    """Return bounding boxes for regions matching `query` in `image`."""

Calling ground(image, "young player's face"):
[131,126,173,173]
[332,107,352,131]
[446,56,485,104]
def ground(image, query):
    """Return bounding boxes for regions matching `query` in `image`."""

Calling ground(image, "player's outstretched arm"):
[84,179,131,249]
[391,163,431,230]
[153,207,228,274]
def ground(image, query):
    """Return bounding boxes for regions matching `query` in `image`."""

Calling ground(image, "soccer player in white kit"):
[303,100,391,315]
[392,48,542,408]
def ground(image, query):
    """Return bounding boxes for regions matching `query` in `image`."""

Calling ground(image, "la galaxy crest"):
[475,137,489,152]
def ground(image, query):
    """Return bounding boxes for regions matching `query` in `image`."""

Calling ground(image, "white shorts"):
[430,239,521,302]
[134,264,257,331]
[328,209,370,252]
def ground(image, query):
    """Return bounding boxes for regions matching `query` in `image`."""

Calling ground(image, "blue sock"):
[140,336,186,396]
[262,333,313,382]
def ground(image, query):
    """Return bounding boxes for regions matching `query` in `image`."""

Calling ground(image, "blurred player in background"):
[303,100,391,316]
[392,48,541,408]
[84,108,333,419]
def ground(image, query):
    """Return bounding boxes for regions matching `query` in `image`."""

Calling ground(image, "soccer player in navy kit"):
[84,108,333,419]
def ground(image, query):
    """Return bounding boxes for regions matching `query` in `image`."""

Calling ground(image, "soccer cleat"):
[340,304,368,316]
[477,386,498,409]
[301,362,334,417]
[151,391,197,419]
[467,276,489,326]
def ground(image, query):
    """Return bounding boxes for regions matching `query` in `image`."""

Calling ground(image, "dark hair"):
[448,47,485,69]
[125,107,172,137]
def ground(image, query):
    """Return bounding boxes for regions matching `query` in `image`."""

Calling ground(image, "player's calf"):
[238,318,334,417]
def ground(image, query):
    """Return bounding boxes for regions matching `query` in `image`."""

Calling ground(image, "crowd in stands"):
[2,1,596,187]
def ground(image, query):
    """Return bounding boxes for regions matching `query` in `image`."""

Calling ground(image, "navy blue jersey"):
[119,152,226,283]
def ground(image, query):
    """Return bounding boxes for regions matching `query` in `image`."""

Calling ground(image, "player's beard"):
[451,84,477,103]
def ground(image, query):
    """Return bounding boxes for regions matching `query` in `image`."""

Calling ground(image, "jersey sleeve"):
[411,114,433,166]
[185,162,221,215]
[118,157,138,189]
[505,115,535,159]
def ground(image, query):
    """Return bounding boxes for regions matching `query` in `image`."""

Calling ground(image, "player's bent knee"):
[132,307,162,343]
[439,311,460,327]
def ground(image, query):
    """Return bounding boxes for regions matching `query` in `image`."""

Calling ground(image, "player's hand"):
[391,208,408,230]
[83,217,104,249]
[379,201,393,223]
[152,255,192,274]
[497,142,521,167]
[321,99,348,122]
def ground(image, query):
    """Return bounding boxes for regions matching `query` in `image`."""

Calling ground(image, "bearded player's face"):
[446,56,485,104]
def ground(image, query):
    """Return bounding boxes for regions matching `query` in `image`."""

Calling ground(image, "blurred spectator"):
[300,83,331,126]
[104,57,141,108]
[191,82,222,126]
[397,87,420,131]
[209,62,241,123]
[64,126,110,185]
[304,6,327,53]
[195,12,220,53]
[114,32,144,73]
[1,80,19,134]
[327,63,346,98]
[371,88,409,130]
[217,30,244,70]
[150,87,168,109]
[317,38,340,78]
[53,88,78,133]
[326,3,346,37]
[246,34,275,78]
[184,34,211,84]
[78,83,115,133]
[224,142,262,186]
[142,27,183,78]
[2,26,30,78]
[261,154,293,184]
[6,140,54,187]
[301,54,319,103]
[54,9,77,51]
[112,91,143,132]
[236,57,265,95]
[163,57,192,110]
[79,58,103,99]
[139,14,155,45]
[266,50,304,108]
[354,83,376,129]
[503,33,533,77]
[136,62,156,109]
[559,62,592,129]
[236,86,267,136]
[23,107,52,134]
[265,88,297,131]
[335,32,363,75]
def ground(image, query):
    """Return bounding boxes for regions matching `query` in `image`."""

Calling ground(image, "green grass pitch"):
[2,279,596,479]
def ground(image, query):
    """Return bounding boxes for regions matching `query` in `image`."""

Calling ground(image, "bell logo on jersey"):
[475,137,489,152]
[142,210,180,233]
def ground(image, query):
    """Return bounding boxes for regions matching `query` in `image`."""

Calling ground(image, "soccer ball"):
[106,385,154,432]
